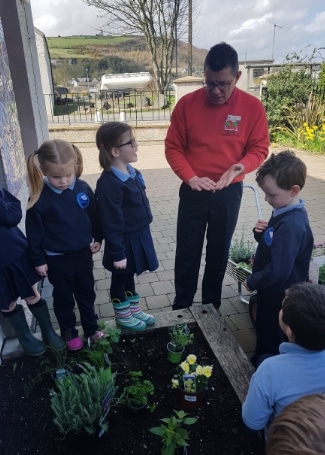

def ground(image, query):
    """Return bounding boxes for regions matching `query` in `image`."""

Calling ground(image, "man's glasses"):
[116,138,137,148]
[203,77,235,91]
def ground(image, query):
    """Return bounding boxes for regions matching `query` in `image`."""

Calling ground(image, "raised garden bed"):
[0,305,263,454]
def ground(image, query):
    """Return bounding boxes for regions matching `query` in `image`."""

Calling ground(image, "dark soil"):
[0,328,265,455]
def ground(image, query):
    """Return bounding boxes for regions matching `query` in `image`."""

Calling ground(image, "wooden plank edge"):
[104,308,196,333]
[190,304,254,404]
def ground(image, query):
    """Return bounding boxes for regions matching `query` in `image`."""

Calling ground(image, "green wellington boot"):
[6,305,46,356]
[28,300,66,351]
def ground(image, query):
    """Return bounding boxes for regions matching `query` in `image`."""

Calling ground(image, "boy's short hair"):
[282,282,325,351]
[266,394,325,455]
[256,150,307,190]
[204,42,239,75]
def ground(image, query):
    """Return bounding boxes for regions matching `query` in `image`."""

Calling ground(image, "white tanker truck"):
[99,72,153,98]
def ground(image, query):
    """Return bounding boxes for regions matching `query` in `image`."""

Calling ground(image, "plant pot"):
[167,342,184,364]
[177,388,205,411]
[63,429,106,452]
[51,368,71,382]
[127,399,147,413]
[175,448,188,455]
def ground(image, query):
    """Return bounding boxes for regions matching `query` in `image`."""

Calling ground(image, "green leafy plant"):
[82,323,121,368]
[51,362,119,437]
[262,50,318,138]
[229,231,255,264]
[149,409,198,455]
[168,324,194,353]
[274,95,325,153]
[319,264,325,284]
[122,370,154,408]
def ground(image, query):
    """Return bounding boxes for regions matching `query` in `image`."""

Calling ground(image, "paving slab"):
[3,143,325,361]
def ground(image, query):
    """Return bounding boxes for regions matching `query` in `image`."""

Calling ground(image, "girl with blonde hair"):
[26,139,103,351]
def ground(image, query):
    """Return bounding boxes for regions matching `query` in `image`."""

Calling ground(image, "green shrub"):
[51,362,119,437]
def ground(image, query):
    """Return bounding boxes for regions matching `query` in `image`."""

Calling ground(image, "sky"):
[30,0,325,62]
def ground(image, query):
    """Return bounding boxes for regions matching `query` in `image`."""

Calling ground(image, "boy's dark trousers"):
[46,248,98,339]
[254,289,285,359]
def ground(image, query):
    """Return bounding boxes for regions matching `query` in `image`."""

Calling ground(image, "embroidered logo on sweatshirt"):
[76,192,90,209]
[224,115,241,132]
[264,227,274,246]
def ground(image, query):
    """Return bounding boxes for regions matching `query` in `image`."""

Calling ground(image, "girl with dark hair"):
[95,122,158,332]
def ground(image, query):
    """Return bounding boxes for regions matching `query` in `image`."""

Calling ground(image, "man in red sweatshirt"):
[165,42,269,310]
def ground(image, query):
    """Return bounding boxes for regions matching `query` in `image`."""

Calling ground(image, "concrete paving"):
[3,143,325,360]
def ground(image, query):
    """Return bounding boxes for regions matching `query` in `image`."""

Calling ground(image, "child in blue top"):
[243,282,325,436]
[0,186,65,356]
[95,122,158,331]
[26,139,103,351]
[244,150,314,366]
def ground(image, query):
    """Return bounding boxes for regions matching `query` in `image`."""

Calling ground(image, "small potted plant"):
[228,230,256,280]
[229,230,255,265]
[167,324,194,364]
[122,370,154,412]
[171,354,213,410]
[149,409,197,455]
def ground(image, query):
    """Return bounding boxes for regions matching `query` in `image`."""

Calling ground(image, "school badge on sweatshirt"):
[76,192,90,208]
[264,227,274,246]
[224,115,241,132]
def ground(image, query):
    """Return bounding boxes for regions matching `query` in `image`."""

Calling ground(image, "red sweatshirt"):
[165,87,269,184]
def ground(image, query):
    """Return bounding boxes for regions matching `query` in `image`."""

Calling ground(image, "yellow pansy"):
[186,354,197,365]
[202,365,213,377]
[180,361,189,374]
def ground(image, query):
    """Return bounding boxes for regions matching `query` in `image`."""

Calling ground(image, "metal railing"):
[45,89,174,126]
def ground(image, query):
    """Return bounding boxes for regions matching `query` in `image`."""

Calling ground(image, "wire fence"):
[45,89,174,126]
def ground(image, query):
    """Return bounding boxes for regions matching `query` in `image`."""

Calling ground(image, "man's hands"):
[215,163,245,190]
[188,163,245,192]
[188,176,217,191]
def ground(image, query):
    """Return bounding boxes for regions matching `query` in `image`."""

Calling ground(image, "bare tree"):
[83,0,189,93]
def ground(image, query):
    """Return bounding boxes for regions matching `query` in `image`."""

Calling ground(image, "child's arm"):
[253,219,268,242]
[0,188,23,227]
[95,175,127,262]
[254,219,268,233]
[25,205,47,267]
[86,184,103,245]
[242,364,274,431]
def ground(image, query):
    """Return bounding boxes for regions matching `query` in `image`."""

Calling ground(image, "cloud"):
[30,0,325,62]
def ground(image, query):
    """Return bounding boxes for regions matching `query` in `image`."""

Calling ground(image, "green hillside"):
[47,35,207,85]
[47,35,133,59]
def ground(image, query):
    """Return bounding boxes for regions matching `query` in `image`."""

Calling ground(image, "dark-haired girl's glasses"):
[116,138,137,148]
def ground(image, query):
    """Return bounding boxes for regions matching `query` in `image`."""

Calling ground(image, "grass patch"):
[47,35,133,59]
